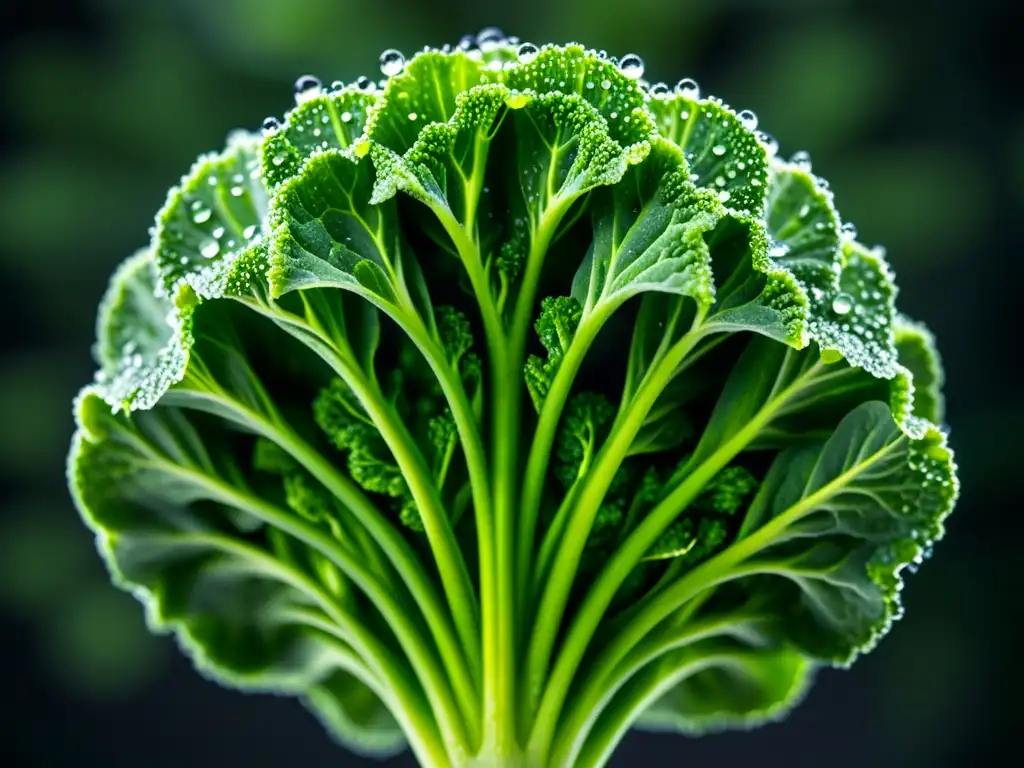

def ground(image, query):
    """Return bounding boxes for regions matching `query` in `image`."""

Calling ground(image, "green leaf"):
[305,669,406,757]
[738,401,958,663]
[260,86,377,189]
[648,93,769,217]
[571,140,718,312]
[636,644,811,735]
[154,131,267,294]
[69,392,340,688]
[894,314,946,424]
[267,149,403,305]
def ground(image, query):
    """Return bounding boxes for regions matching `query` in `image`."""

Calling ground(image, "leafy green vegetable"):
[67,33,959,768]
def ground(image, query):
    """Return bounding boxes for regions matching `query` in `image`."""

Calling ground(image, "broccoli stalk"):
[68,32,958,768]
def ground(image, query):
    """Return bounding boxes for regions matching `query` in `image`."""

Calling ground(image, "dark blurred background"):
[1,1,1019,766]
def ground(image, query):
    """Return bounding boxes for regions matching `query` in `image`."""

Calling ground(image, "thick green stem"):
[525,313,707,744]
[147,448,473,759]
[517,301,617,605]
[139,530,452,767]
[527,349,818,758]
[266,301,482,690]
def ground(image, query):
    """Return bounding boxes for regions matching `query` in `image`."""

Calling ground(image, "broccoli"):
[68,32,959,768]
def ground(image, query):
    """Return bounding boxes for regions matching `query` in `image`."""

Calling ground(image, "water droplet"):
[330,80,344,93]
[675,78,700,98]
[799,203,811,218]
[737,109,758,131]
[272,153,286,167]
[380,49,406,77]
[650,82,670,97]
[192,207,212,224]
[618,54,644,79]
[517,42,538,63]
[212,226,225,239]
[261,116,281,134]
[294,75,322,104]
[477,27,506,52]
[458,34,476,50]
[769,242,790,258]
[200,239,220,259]
[791,150,812,171]
[356,76,375,91]
[712,144,726,156]
[717,190,731,203]
[243,224,257,239]
[601,79,612,90]
[341,111,353,123]
[841,222,858,240]
[230,185,244,197]
[756,131,779,157]
[832,293,854,315]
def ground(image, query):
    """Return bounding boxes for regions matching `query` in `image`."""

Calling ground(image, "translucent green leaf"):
[894,314,946,424]
[648,93,769,217]
[740,401,958,663]
[637,644,811,735]
[154,131,266,294]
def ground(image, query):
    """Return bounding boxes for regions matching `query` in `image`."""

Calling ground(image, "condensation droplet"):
[675,78,700,98]
[294,75,322,104]
[477,27,506,52]
[517,42,538,63]
[330,80,344,93]
[791,150,812,171]
[737,109,758,131]
[272,154,286,167]
[356,76,375,91]
[841,222,858,240]
[243,224,257,239]
[230,186,244,197]
[649,82,670,97]
[717,190,731,203]
[192,208,212,224]
[341,111,353,123]
[619,54,644,79]
[601,79,612,90]
[408,112,418,121]
[712,144,726,156]
[200,239,220,259]
[769,242,790,258]
[261,116,281,134]
[380,49,406,77]
[832,293,854,315]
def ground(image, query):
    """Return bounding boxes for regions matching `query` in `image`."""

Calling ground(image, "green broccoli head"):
[67,30,958,768]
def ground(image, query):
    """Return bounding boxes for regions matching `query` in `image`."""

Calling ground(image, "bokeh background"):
[1,1,1019,766]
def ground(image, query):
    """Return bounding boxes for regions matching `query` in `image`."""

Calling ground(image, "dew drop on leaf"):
[192,208,211,224]
[477,27,506,52]
[230,186,243,197]
[712,144,726,156]
[791,150,812,171]
[293,75,322,105]
[675,78,700,98]
[379,49,406,77]
[243,225,257,239]
[717,190,731,203]
[841,222,858,240]
[619,54,644,79]
[200,239,220,259]
[212,226,225,240]
[261,116,281,135]
[650,82,670,97]
[356,75,375,91]
[601,79,612,90]
[517,43,538,63]
[832,293,854,315]
[737,109,758,131]
[756,131,779,157]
